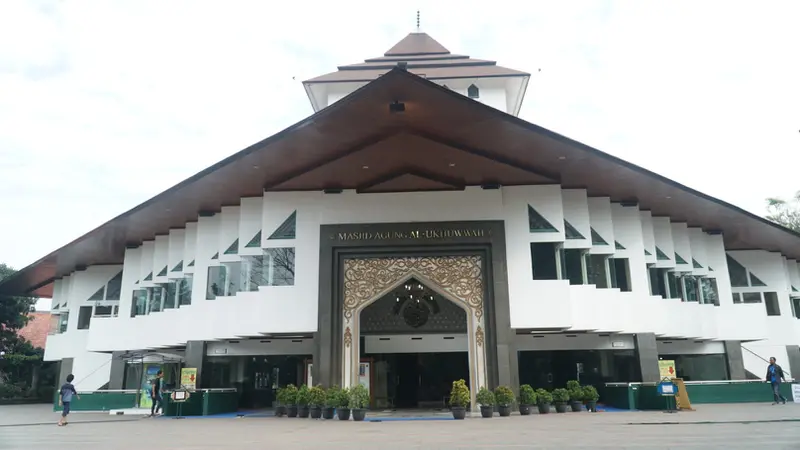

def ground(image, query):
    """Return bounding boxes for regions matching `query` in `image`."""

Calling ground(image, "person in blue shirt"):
[57,374,80,426]
[765,357,787,405]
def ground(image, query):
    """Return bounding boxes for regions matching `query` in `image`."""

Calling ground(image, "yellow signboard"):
[180,367,197,391]
[658,360,676,379]
[672,378,694,411]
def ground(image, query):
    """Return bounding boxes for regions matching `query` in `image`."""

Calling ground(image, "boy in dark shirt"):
[57,374,79,426]
[150,370,164,417]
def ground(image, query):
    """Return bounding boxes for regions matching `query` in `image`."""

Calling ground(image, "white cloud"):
[0,0,798,270]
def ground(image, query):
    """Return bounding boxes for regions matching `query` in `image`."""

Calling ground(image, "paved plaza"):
[2,403,799,449]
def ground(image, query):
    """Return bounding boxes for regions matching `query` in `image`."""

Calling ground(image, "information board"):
[180,367,197,391]
[658,360,676,378]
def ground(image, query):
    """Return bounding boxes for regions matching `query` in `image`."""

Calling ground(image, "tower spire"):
[416,10,420,32]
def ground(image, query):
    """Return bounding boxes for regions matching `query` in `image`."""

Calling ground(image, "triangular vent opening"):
[590,228,608,246]
[563,220,585,240]
[246,231,262,248]
[269,211,297,240]
[655,247,671,261]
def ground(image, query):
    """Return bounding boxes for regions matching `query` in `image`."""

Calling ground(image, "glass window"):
[94,305,115,317]
[741,292,762,304]
[49,314,60,334]
[59,313,69,333]
[105,271,123,300]
[178,276,193,306]
[764,292,781,316]
[562,249,585,285]
[265,248,295,286]
[206,265,227,300]
[666,272,680,299]
[700,278,719,306]
[791,297,800,319]
[726,255,749,287]
[163,282,177,309]
[683,276,699,302]
[224,262,243,295]
[732,292,741,304]
[612,259,631,292]
[131,289,147,317]
[530,243,558,280]
[77,306,92,330]
[527,205,557,232]
[148,287,163,313]
[88,286,105,301]
[586,254,609,288]
[467,84,479,99]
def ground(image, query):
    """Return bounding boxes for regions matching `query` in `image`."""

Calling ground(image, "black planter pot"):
[498,405,512,417]
[451,406,466,420]
[287,405,298,418]
[555,402,568,413]
[310,406,322,419]
[480,405,493,418]
[586,401,597,412]
[519,405,532,416]
[352,408,367,422]
[298,406,310,418]
[322,407,335,419]
[570,401,583,412]
[337,408,351,421]
[537,403,551,414]
[275,405,287,417]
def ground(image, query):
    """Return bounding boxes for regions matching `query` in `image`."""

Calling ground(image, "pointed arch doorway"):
[341,256,487,410]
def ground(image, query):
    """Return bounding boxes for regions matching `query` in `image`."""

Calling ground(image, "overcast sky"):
[1,0,799,274]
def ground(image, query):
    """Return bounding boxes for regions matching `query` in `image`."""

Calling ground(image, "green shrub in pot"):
[322,386,340,419]
[582,385,599,412]
[494,386,515,417]
[552,388,570,413]
[349,384,370,421]
[283,384,299,417]
[296,385,311,418]
[566,380,583,412]
[475,387,495,418]
[336,387,351,420]
[449,379,470,420]
[518,384,536,416]
[535,388,552,414]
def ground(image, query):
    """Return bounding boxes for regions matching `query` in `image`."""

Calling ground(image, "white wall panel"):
[588,197,614,255]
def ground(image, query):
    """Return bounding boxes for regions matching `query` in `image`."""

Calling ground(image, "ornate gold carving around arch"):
[343,327,352,348]
[475,325,485,347]
[342,256,483,320]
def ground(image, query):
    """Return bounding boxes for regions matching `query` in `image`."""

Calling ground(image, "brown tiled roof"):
[18,312,50,349]
[305,32,528,84]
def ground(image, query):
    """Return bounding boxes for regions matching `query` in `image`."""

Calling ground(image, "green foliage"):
[0,264,37,352]
[494,385,515,406]
[449,379,470,407]
[582,385,599,402]
[335,387,350,408]
[281,384,298,405]
[766,192,800,232]
[535,388,552,405]
[309,384,325,406]
[475,387,495,406]
[296,384,310,406]
[552,388,570,403]
[325,385,341,407]
[519,384,536,405]
[349,384,369,409]
[566,380,582,401]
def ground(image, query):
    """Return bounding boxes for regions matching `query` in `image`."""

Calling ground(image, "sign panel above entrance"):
[327,222,495,244]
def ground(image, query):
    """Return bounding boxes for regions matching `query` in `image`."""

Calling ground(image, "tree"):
[0,263,36,353]
[765,191,800,232]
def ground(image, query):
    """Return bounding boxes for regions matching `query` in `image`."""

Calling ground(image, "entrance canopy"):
[3,67,800,297]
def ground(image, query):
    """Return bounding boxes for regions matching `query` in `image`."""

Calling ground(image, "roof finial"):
[416,10,420,32]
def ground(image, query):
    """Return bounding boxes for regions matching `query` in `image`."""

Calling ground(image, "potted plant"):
[336,387,351,420]
[323,386,339,420]
[476,387,495,418]
[567,380,583,412]
[349,384,370,421]
[494,386,515,417]
[552,388,569,413]
[296,384,311,418]
[284,384,299,417]
[449,379,470,420]
[309,385,325,419]
[535,388,552,414]
[518,384,536,416]
[275,386,287,417]
[582,385,599,412]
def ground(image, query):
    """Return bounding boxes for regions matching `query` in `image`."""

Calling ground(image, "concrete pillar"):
[184,341,207,388]
[108,352,127,389]
[786,345,800,380]
[724,341,746,380]
[634,333,660,382]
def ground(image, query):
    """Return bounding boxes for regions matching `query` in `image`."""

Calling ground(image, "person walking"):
[765,357,787,405]
[57,374,80,426]
[149,370,164,417]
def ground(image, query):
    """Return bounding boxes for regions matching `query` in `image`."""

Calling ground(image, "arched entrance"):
[341,256,487,410]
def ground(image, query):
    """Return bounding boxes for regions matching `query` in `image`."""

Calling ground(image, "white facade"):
[45,185,800,388]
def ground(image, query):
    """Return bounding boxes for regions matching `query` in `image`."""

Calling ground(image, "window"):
[148,287,163,313]
[87,271,123,302]
[791,297,800,319]
[700,278,719,306]
[683,276,699,302]
[467,84,479,99]
[666,272,681,299]
[732,293,741,304]
[586,254,609,288]
[163,283,177,309]
[59,313,69,333]
[741,292,762,304]
[206,265,228,300]
[131,289,147,317]
[265,248,295,286]
[649,268,670,299]
[178,276,193,306]
[268,211,297,240]
[611,258,631,292]
[77,306,92,330]
[93,305,116,317]
[531,243,558,280]
[561,249,585,285]
[764,292,781,316]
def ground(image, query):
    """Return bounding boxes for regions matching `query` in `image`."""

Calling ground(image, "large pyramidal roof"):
[304,32,529,84]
